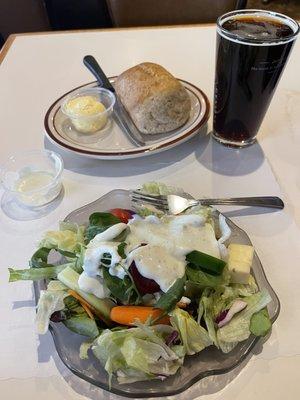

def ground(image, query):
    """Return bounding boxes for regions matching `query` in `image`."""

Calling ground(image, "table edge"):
[0,23,215,65]
[0,35,15,65]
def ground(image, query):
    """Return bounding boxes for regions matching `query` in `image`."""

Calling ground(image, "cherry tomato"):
[110,208,133,224]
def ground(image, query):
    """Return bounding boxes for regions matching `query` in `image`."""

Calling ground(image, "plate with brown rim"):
[44,79,210,160]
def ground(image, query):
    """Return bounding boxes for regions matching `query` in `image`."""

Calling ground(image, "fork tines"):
[130,190,168,210]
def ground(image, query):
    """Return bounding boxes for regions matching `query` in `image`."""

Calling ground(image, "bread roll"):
[114,62,191,134]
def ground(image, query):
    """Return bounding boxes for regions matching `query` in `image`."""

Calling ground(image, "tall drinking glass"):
[213,9,299,147]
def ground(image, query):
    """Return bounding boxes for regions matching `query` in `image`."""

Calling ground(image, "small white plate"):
[44,79,210,160]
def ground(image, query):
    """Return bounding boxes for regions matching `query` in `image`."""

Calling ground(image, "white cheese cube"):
[227,244,254,284]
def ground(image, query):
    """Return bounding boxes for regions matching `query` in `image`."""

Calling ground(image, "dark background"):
[45,0,112,30]
[0,1,299,48]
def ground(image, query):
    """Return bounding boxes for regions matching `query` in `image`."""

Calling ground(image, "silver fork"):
[130,191,284,214]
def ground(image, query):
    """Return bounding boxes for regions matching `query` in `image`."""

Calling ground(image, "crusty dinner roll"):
[114,62,191,134]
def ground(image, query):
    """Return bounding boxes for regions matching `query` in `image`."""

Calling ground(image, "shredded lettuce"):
[79,340,93,359]
[198,289,219,347]
[197,278,261,349]
[36,285,68,334]
[92,325,184,384]
[39,222,85,253]
[8,262,75,282]
[217,289,271,353]
[141,182,185,196]
[170,308,212,355]
[184,204,212,224]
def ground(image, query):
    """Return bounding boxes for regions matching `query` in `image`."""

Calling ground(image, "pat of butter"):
[227,244,254,284]
[65,95,107,133]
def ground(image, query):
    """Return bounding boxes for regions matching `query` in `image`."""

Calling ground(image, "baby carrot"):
[110,306,170,326]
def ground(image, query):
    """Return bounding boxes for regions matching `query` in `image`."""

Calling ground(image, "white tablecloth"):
[0,25,300,399]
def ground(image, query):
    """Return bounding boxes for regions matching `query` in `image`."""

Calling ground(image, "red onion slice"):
[217,299,247,328]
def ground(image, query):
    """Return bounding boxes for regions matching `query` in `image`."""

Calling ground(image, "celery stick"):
[57,266,114,323]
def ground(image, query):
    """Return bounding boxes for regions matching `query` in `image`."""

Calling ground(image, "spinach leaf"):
[29,247,77,270]
[57,249,77,258]
[89,212,121,226]
[85,212,121,243]
[155,275,186,313]
[63,316,100,338]
[117,242,127,259]
[102,268,140,304]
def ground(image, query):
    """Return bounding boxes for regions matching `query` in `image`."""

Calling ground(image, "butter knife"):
[83,55,146,146]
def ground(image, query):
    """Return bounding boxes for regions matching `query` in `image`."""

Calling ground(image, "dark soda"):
[213,11,299,147]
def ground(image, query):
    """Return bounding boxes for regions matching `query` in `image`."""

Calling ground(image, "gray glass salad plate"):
[34,189,280,398]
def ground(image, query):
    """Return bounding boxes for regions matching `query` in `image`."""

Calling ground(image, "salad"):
[8,183,272,385]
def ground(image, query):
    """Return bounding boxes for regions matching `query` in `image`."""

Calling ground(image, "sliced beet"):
[129,262,160,295]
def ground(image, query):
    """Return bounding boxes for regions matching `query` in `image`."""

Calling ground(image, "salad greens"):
[170,308,212,355]
[102,268,140,305]
[186,265,230,288]
[8,182,274,386]
[85,212,122,242]
[40,221,85,253]
[64,316,100,338]
[217,289,271,353]
[92,324,184,384]
[155,276,186,313]
[250,308,272,337]
[8,262,75,282]
[57,266,114,324]
[36,283,67,334]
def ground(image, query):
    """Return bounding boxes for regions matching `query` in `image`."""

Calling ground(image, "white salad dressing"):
[78,213,224,297]
[126,214,220,292]
[89,223,127,243]
[128,244,186,292]
[83,241,122,275]
[78,272,110,298]
[78,222,127,298]
[127,214,219,257]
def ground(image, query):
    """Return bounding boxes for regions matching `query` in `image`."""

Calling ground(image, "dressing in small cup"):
[0,150,63,207]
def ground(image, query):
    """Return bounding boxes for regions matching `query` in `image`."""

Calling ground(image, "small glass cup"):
[61,87,115,134]
[0,150,63,207]
[213,9,299,147]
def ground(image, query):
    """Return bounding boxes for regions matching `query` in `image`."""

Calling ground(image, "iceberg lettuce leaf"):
[40,222,85,253]
[92,325,183,384]
[8,262,75,282]
[217,289,272,353]
[170,308,212,355]
[198,289,219,347]
[36,287,67,334]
